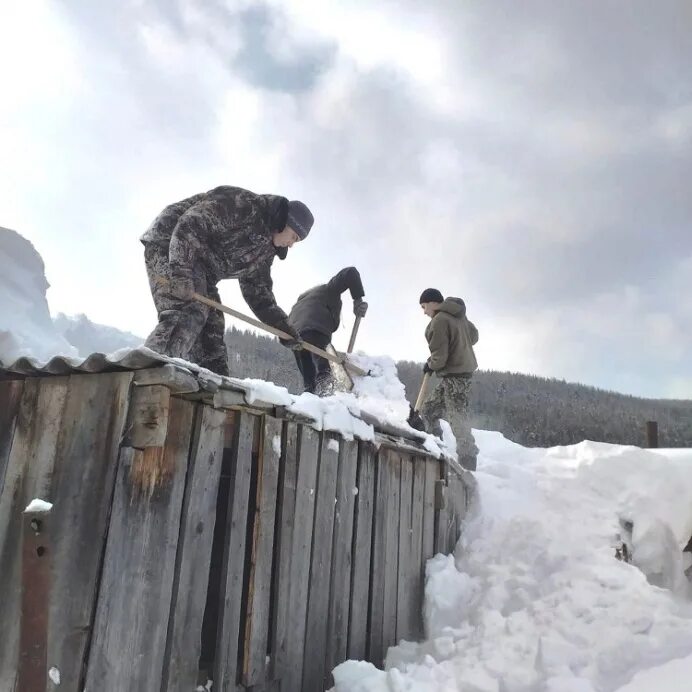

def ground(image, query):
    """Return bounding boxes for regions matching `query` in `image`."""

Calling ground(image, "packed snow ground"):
[333,433,692,692]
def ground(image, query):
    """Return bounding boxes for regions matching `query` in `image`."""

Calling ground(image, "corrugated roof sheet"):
[0,348,168,377]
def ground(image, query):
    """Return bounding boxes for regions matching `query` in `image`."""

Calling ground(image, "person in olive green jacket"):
[418,288,479,470]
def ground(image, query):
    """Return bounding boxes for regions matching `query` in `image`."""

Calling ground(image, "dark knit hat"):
[286,200,314,240]
[419,288,444,304]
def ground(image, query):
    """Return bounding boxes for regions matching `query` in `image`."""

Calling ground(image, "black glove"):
[353,297,368,318]
[169,276,194,301]
[423,362,433,375]
[279,324,304,351]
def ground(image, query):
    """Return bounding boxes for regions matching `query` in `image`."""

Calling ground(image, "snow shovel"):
[154,277,368,377]
[407,371,432,431]
[326,316,363,392]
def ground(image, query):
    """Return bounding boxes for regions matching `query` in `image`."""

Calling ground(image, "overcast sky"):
[1,0,691,398]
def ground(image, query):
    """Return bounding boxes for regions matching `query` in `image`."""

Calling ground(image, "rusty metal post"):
[646,421,659,448]
[18,505,52,692]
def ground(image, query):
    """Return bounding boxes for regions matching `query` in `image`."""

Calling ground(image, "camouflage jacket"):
[141,186,292,329]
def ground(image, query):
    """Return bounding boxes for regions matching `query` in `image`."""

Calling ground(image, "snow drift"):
[333,434,692,692]
[0,226,78,363]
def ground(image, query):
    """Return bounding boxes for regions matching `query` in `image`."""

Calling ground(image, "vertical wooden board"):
[268,422,299,682]
[84,396,195,692]
[302,432,339,692]
[0,376,69,692]
[410,461,426,640]
[214,412,256,692]
[49,372,135,692]
[284,426,319,692]
[422,460,437,563]
[347,443,376,660]
[0,379,24,496]
[396,457,413,643]
[163,404,226,692]
[382,451,401,651]
[325,438,358,681]
[243,416,282,686]
[367,449,390,665]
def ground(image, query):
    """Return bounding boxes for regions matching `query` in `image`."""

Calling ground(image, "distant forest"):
[224,327,692,448]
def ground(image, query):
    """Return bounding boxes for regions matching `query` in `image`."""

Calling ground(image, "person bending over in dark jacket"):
[289,267,367,395]
[141,185,314,376]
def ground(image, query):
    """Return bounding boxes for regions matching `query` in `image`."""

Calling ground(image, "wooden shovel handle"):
[154,276,368,376]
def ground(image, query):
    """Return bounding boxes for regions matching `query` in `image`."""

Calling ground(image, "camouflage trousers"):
[142,244,230,376]
[421,374,478,471]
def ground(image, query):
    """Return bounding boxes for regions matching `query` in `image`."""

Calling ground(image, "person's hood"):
[436,297,466,318]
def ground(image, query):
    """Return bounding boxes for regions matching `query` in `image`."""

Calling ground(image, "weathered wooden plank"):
[396,456,413,643]
[347,443,376,660]
[284,426,319,692]
[367,448,390,665]
[0,377,69,691]
[133,364,199,393]
[163,404,226,692]
[302,433,339,692]
[215,412,257,692]
[84,395,194,692]
[422,460,437,563]
[48,372,134,692]
[410,460,426,640]
[382,451,401,651]
[269,422,299,681]
[326,438,358,683]
[123,383,171,448]
[18,506,52,692]
[243,416,282,686]
[0,379,23,497]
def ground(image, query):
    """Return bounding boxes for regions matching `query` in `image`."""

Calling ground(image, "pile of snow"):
[53,312,143,356]
[333,434,692,692]
[0,227,78,364]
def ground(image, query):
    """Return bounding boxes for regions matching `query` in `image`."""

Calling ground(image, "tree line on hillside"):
[224,327,692,448]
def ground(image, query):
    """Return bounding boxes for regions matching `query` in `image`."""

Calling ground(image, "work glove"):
[353,297,368,318]
[279,324,304,351]
[169,276,195,301]
[423,362,433,375]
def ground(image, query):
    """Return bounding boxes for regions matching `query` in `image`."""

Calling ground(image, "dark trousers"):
[293,329,331,393]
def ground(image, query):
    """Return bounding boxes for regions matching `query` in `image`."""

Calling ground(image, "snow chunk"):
[272,435,282,455]
[48,666,60,685]
[328,439,340,453]
[25,498,53,513]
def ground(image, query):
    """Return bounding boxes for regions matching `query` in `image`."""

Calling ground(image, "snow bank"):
[334,433,692,692]
[0,227,78,364]
[53,312,143,356]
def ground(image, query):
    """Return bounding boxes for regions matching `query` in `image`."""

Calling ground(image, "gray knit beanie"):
[286,200,314,240]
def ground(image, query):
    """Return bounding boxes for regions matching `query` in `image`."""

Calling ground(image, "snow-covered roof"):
[0,347,464,469]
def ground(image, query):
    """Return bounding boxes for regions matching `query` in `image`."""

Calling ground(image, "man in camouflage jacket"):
[289,266,368,395]
[141,185,314,376]
[419,288,479,470]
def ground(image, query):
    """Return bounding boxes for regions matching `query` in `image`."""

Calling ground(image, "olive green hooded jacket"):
[425,298,478,375]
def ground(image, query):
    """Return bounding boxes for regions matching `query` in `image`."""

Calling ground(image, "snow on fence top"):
[0,346,459,463]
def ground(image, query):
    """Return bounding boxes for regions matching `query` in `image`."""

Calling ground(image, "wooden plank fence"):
[0,369,473,692]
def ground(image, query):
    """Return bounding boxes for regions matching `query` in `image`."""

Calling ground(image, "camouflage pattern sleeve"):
[168,210,208,280]
[239,262,292,332]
